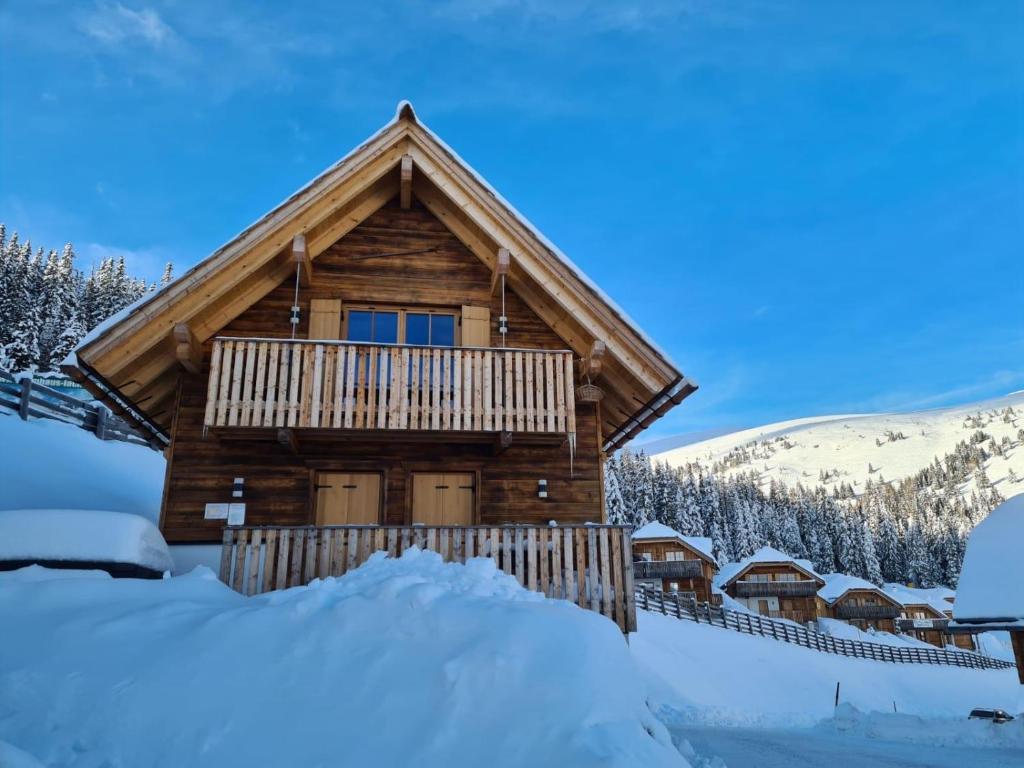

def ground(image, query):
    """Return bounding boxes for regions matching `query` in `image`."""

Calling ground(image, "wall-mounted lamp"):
[537,479,548,499]
[233,477,245,499]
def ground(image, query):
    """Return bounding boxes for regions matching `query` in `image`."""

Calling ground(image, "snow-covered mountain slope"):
[654,393,1024,498]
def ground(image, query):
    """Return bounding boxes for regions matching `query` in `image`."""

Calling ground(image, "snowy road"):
[673,724,1024,768]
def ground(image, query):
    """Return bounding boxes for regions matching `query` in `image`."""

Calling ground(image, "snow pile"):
[0,414,164,521]
[823,702,1024,750]
[816,617,929,648]
[632,611,1020,729]
[0,509,172,572]
[955,493,1024,621]
[0,549,687,768]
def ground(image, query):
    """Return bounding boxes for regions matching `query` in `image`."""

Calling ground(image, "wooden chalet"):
[818,575,903,634]
[630,522,717,603]
[716,547,826,624]
[62,102,696,633]
[883,583,975,650]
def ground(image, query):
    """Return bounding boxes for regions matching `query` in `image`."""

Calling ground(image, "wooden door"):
[411,473,475,525]
[316,472,380,525]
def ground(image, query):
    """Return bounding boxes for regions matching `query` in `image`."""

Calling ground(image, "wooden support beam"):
[399,155,413,209]
[292,234,312,288]
[494,430,513,455]
[172,323,202,374]
[277,427,299,455]
[490,247,510,295]
[578,339,606,381]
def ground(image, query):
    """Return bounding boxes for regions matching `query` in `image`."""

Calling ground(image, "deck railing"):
[220,524,636,633]
[632,559,704,580]
[834,603,902,620]
[204,338,577,436]
[733,579,819,598]
[896,617,950,631]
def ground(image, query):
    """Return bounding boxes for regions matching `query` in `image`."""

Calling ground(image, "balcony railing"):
[834,603,902,620]
[896,617,949,632]
[633,559,704,580]
[219,524,635,633]
[203,338,577,437]
[733,579,819,598]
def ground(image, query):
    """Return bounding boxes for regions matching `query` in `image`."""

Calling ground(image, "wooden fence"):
[637,587,1014,671]
[0,368,156,449]
[204,338,577,437]
[220,524,636,632]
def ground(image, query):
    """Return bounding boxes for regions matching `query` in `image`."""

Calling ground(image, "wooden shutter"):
[316,472,380,525]
[461,306,490,347]
[309,298,342,340]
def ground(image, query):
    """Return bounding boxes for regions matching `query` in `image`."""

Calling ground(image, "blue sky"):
[1,1,1021,439]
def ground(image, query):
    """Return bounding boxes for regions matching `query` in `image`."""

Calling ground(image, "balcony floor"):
[206,425,569,450]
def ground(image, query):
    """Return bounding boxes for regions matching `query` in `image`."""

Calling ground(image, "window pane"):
[347,311,373,342]
[406,313,430,345]
[431,315,455,347]
[373,312,399,343]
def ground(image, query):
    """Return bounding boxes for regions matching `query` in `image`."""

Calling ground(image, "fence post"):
[18,378,31,420]
[95,406,108,440]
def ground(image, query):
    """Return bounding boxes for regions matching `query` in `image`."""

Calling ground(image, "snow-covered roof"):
[715,546,824,588]
[818,573,902,606]
[954,493,1024,622]
[631,522,716,565]
[0,509,173,573]
[882,583,953,616]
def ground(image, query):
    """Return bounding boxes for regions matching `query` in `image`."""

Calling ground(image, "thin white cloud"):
[81,2,175,48]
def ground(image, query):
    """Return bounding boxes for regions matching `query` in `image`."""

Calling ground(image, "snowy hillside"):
[654,393,1024,500]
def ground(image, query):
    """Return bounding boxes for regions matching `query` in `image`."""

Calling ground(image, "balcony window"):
[665,551,686,562]
[345,307,457,347]
[774,573,797,582]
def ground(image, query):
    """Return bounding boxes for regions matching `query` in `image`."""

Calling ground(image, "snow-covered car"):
[967,708,1015,724]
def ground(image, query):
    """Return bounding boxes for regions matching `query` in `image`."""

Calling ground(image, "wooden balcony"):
[220,524,636,633]
[733,579,819,598]
[834,603,902,620]
[633,559,704,580]
[896,617,950,632]
[203,338,577,442]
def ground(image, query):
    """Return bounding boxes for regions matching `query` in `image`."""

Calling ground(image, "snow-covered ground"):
[0,413,164,520]
[654,393,1024,497]
[0,551,686,768]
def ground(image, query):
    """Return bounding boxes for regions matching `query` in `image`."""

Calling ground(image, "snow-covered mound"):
[0,414,165,520]
[955,492,1024,621]
[631,611,1020,729]
[0,509,172,573]
[0,549,687,768]
[654,393,1024,496]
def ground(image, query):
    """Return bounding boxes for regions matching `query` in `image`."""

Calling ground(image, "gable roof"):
[882,583,952,617]
[715,546,825,589]
[631,522,717,565]
[63,102,695,447]
[818,573,903,607]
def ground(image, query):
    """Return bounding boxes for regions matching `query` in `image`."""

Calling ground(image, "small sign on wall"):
[204,503,230,520]
[227,503,246,526]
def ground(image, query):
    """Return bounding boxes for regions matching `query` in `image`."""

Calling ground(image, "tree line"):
[606,418,1015,588]
[0,225,173,372]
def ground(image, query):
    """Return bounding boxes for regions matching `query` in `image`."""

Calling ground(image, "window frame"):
[342,304,460,347]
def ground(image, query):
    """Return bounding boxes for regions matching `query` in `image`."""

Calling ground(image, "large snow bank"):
[0,509,172,572]
[955,493,1024,621]
[0,414,164,521]
[632,610,1019,729]
[0,549,687,767]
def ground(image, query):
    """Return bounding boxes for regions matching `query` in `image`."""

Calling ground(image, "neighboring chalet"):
[950,495,1024,683]
[884,583,975,651]
[715,547,825,624]
[61,102,696,633]
[631,522,717,603]
[817,574,903,634]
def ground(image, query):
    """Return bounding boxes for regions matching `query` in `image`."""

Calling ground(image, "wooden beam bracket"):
[277,427,300,455]
[173,322,202,374]
[490,246,511,295]
[292,234,312,288]
[577,339,606,382]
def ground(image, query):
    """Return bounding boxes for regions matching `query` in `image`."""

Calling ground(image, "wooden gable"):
[64,102,695,448]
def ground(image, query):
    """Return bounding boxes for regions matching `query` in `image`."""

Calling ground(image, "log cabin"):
[715,547,826,624]
[62,102,697,633]
[817,574,903,634]
[630,521,717,603]
[884,583,976,650]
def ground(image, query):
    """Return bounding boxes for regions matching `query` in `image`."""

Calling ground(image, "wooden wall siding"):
[204,338,576,435]
[220,524,637,633]
[161,197,605,542]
